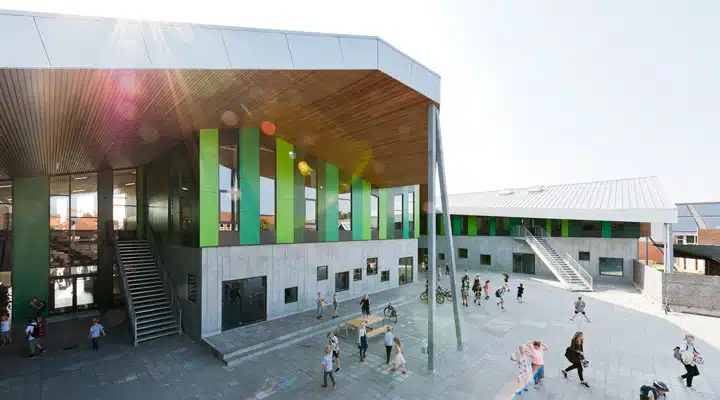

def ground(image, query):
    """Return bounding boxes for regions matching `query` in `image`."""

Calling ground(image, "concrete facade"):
[200,239,417,337]
[419,235,638,283]
[632,260,663,303]
[160,244,203,340]
[664,272,720,317]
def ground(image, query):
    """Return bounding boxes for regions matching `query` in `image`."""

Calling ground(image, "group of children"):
[511,340,549,393]
[1,313,106,358]
[461,272,525,310]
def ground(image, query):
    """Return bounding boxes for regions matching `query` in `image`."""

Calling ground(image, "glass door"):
[512,253,523,273]
[522,254,536,274]
[241,276,267,326]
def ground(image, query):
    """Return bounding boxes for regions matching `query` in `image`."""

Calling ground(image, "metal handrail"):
[108,221,138,346]
[534,226,593,290]
[518,225,573,289]
[145,226,183,335]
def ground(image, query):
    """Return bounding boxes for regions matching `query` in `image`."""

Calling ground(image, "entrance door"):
[398,257,413,285]
[513,253,536,274]
[222,276,267,331]
[50,275,97,314]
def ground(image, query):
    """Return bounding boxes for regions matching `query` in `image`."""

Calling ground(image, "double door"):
[512,253,536,274]
[222,276,267,331]
[50,275,97,314]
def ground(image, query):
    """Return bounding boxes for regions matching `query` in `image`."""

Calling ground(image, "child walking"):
[1,314,10,345]
[332,293,339,319]
[484,280,491,300]
[316,292,325,320]
[320,344,336,390]
[327,332,342,372]
[391,337,407,374]
[526,340,548,388]
[472,275,482,305]
[510,344,532,393]
[384,326,394,364]
[89,318,105,351]
[517,283,525,303]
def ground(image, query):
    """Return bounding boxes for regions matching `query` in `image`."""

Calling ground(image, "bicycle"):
[664,298,673,315]
[383,302,398,323]
[420,289,445,304]
[437,286,453,301]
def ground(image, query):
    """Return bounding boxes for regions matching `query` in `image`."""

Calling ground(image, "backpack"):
[673,346,682,362]
[36,322,45,337]
[495,289,503,298]
[639,385,656,400]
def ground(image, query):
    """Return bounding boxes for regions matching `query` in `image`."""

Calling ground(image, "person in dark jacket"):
[360,295,371,322]
[562,331,590,387]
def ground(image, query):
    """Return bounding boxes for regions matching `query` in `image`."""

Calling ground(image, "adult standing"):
[359,294,371,322]
[562,331,590,387]
[677,334,701,390]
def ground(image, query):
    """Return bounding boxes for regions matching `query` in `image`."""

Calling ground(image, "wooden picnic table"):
[338,314,385,339]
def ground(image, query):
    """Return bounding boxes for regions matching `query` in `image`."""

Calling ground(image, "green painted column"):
[413,185,420,238]
[239,128,260,245]
[468,216,477,236]
[437,214,445,235]
[402,187,409,239]
[318,161,339,242]
[363,180,371,240]
[293,150,306,243]
[12,176,49,322]
[508,217,520,237]
[276,138,294,244]
[562,219,569,237]
[387,190,395,239]
[489,217,497,236]
[351,177,363,240]
[136,166,146,239]
[546,219,552,236]
[199,129,219,247]
[451,215,462,235]
[602,221,611,238]
[379,188,387,239]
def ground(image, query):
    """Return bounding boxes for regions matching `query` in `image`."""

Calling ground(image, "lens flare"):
[261,121,276,136]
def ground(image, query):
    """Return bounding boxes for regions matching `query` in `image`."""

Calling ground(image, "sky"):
[1,0,719,202]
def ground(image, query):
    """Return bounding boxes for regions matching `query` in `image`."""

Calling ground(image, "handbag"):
[693,346,704,365]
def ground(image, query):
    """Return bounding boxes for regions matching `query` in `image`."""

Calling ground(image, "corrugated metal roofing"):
[443,177,677,223]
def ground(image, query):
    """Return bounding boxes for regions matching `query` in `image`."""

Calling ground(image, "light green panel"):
[351,177,363,240]
[402,187,409,239]
[546,219,552,236]
[239,128,260,245]
[362,180,371,240]
[489,217,496,236]
[413,185,420,238]
[562,220,569,237]
[379,188,388,239]
[438,214,445,235]
[293,149,306,243]
[199,129,219,247]
[602,221,612,238]
[467,216,477,236]
[276,138,294,243]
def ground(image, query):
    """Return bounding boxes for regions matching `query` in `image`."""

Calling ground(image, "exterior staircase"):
[111,226,182,345]
[517,226,593,292]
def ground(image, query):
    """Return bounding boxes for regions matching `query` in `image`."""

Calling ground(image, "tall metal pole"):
[435,107,463,350]
[426,103,437,373]
[665,223,674,273]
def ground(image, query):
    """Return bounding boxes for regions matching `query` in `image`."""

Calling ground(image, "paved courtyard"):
[1,270,719,399]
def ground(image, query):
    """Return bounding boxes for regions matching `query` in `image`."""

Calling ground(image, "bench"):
[366,325,391,339]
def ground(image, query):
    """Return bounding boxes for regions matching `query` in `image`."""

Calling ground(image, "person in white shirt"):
[320,344,336,390]
[1,314,10,345]
[327,331,341,372]
[678,334,700,389]
[88,318,106,351]
[384,326,394,364]
[25,318,44,359]
[391,337,406,374]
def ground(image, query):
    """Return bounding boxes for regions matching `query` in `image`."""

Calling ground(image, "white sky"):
[2,0,719,202]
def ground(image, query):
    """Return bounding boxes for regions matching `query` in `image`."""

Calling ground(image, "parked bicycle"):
[437,285,453,300]
[665,298,673,315]
[420,289,445,304]
[383,302,398,323]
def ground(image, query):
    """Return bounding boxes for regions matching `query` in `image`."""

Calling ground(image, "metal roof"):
[443,177,678,223]
[0,9,440,102]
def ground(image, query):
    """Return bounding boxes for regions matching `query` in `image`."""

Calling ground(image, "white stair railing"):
[518,225,573,289]
[535,226,593,291]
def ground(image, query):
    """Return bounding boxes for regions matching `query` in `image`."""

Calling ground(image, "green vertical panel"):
[317,160,327,241]
[602,221,611,238]
[489,217,497,236]
[136,166,146,239]
[562,219,569,237]
[239,128,260,245]
[276,138,294,243]
[451,215,462,235]
[324,163,339,242]
[379,188,387,239]
[363,180,371,240]
[199,129,219,247]
[546,219,552,236]
[12,176,49,322]
[468,216,477,236]
[293,149,305,243]
[351,177,363,240]
[413,185,420,238]
[387,190,395,239]
[437,214,445,235]
[509,217,520,237]
[402,187,409,239]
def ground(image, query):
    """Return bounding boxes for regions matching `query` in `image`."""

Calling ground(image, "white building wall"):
[419,236,638,284]
[200,239,417,337]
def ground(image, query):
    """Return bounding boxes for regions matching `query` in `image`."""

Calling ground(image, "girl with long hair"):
[562,331,590,387]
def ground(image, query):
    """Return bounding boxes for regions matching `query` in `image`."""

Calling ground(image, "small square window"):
[599,257,624,277]
[353,268,362,281]
[366,257,378,275]
[480,254,491,265]
[578,251,590,261]
[284,287,298,304]
[381,271,390,282]
[317,266,328,281]
[335,271,350,292]
[439,253,445,261]
[458,248,468,259]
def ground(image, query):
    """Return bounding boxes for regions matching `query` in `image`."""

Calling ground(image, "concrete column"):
[664,223,674,273]
[426,103,437,373]
[97,169,114,312]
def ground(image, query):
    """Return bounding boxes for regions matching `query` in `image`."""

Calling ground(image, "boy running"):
[517,283,525,303]
[495,287,505,310]
[503,273,511,292]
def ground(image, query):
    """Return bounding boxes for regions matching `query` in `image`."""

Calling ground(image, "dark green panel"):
[199,129,219,247]
[489,217,496,236]
[351,177,363,240]
[12,176,49,322]
[568,220,583,237]
[276,139,294,243]
[602,221,611,238]
[239,127,260,245]
[413,185,420,238]
[451,215,462,235]
[509,217,521,237]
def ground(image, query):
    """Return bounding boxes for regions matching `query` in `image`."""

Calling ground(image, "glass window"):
[408,192,414,237]
[317,266,328,281]
[338,182,351,232]
[371,194,379,230]
[686,235,697,244]
[394,194,403,235]
[381,271,389,282]
[495,217,509,236]
[335,271,349,292]
[284,287,298,304]
[398,256,413,285]
[578,251,590,261]
[303,156,317,232]
[366,257,378,275]
[458,248,468,259]
[480,254,491,265]
[70,173,98,231]
[219,130,239,232]
[260,135,276,240]
[581,220,602,237]
[353,268,362,281]
[50,175,70,230]
[477,217,490,235]
[599,257,624,277]
[0,182,11,231]
[439,253,445,261]
[113,169,137,230]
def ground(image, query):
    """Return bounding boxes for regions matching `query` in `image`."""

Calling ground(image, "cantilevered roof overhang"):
[0,10,440,187]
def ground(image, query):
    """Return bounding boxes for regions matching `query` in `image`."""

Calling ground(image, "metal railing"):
[145,226,183,336]
[534,226,593,290]
[107,221,138,346]
[517,225,573,289]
